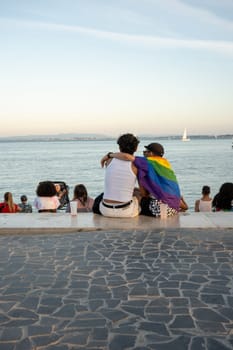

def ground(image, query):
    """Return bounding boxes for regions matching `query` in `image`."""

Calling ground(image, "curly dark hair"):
[36,181,57,197]
[212,182,233,210]
[117,133,140,154]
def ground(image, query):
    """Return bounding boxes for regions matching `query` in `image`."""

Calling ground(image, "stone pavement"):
[0,228,233,349]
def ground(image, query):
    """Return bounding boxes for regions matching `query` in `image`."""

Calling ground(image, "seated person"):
[212,182,233,212]
[66,184,94,213]
[101,142,181,217]
[195,185,212,212]
[0,192,21,213]
[96,133,141,218]
[18,195,33,213]
[34,181,60,212]
[55,183,68,209]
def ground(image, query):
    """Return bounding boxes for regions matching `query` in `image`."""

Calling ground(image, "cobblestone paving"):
[0,229,233,350]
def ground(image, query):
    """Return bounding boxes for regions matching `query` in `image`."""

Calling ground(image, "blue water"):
[0,138,232,211]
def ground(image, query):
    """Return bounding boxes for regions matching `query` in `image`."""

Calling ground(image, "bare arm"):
[100,152,135,168]
[180,196,189,212]
[194,200,200,212]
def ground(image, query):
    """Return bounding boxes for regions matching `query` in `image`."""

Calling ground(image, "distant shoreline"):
[0,134,232,142]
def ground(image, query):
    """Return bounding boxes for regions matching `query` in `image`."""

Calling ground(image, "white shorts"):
[99,196,140,218]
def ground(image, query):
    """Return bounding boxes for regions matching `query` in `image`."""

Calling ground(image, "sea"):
[0,138,232,211]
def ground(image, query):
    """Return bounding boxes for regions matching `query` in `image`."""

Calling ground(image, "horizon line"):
[0,132,232,139]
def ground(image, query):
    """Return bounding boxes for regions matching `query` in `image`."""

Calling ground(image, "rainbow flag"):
[134,156,181,210]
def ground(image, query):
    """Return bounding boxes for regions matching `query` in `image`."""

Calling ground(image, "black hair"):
[117,133,140,154]
[212,182,233,210]
[36,181,57,197]
[21,195,27,201]
[202,186,210,195]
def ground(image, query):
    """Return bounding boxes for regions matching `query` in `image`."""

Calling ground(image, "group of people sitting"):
[93,133,232,217]
[0,183,94,214]
[0,193,33,214]
[0,133,232,215]
[94,134,185,218]
[195,183,233,213]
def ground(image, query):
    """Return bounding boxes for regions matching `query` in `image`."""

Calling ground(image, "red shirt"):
[0,202,20,213]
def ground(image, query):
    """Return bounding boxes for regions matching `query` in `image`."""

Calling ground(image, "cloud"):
[2,18,233,55]
[151,0,233,32]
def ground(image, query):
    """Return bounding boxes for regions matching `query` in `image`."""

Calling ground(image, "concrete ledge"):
[0,212,232,235]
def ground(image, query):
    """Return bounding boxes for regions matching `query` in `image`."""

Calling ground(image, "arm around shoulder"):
[100,152,135,168]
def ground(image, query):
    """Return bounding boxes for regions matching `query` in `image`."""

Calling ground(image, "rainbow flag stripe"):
[134,156,181,210]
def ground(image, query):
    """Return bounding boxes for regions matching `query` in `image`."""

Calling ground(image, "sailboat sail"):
[182,128,190,141]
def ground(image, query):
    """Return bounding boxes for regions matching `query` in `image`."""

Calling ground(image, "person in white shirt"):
[98,133,141,218]
[195,185,212,212]
[34,181,60,213]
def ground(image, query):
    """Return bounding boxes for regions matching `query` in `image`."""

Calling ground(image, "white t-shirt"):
[199,199,212,212]
[34,196,60,210]
[104,159,136,202]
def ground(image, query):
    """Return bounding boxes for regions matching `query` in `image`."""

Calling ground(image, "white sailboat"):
[182,128,190,141]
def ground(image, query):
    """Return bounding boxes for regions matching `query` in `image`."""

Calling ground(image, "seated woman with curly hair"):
[34,181,60,213]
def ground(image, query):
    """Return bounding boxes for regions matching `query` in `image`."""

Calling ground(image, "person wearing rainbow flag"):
[102,142,186,217]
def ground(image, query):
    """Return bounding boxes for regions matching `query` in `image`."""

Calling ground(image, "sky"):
[0,0,233,137]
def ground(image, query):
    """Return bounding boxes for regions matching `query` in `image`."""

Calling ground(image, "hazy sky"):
[1,0,233,137]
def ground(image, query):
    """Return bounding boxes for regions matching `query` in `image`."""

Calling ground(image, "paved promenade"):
[0,220,233,349]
